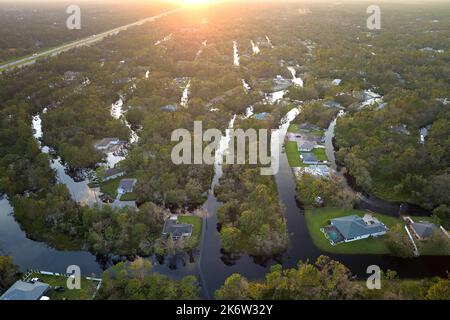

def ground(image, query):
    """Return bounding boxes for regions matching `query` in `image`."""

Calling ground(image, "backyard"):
[285,141,305,167]
[178,215,203,248]
[100,176,137,201]
[25,273,100,300]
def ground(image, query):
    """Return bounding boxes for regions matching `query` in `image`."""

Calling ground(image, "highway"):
[0,7,183,73]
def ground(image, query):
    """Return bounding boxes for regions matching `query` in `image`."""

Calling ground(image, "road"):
[0,7,183,73]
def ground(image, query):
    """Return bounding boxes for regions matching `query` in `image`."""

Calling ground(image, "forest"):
[215,255,450,300]
[0,2,175,63]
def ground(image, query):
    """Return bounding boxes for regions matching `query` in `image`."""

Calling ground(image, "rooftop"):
[301,152,319,163]
[118,179,137,193]
[330,215,387,240]
[411,221,437,239]
[0,281,50,300]
[163,217,193,239]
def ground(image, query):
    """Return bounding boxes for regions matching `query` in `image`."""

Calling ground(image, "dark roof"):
[104,167,124,178]
[0,281,50,300]
[301,153,318,163]
[118,179,137,191]
[331,215,387,240]
[254,112,270,120]
[298,141,316,149]
[160,105,178,112]
[163,218,193,238]
[411,222,437,239]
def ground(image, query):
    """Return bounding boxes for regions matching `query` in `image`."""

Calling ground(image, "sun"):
[182,0,211,5]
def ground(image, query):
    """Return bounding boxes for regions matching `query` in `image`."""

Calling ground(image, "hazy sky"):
[0,0,447,3]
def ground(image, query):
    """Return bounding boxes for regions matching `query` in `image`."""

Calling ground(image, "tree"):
[420,230,450,256]
[98,259,199,300]
[426,277,450,300]
[384,224,415,258]
[0,256,20,294]
[215,274,250,300]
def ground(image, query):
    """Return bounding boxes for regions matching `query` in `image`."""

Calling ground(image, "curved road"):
[0,7,183,73]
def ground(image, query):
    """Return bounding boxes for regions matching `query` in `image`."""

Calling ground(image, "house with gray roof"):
[300,152,319,165]
[162,216,193,240]
[103,167,125,182]
[324,214,388,244]
[118,178,137,194]
[298,141,316,152]
[0,280,50,300]
[410,221,437,240]
[94,138,121,151]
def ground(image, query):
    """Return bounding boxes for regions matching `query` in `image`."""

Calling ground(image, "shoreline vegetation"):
[215,255,450,300]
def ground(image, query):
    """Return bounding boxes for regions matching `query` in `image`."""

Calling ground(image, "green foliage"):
[0,256,20,295]
[296,174,356,209]
[97,258,199,300]
[293,101,340,129]
[215,166,288,255]
[216,256,450,300]
[384,224,415,258]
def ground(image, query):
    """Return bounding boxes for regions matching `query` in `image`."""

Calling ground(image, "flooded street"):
[233,41,240,66]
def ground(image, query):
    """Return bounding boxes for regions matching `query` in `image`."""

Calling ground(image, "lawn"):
[285,141,305,167]
[25,273,100,300]
[178,215,203,247]
[305,207,405,255]
[100,176,121,198]
[312,148,328,161]
[309,128,324,137]
[288,124,299,133]
[120,192,137,201]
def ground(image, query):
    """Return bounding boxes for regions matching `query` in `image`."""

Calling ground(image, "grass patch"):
[285,141,306,167]
[305,207,405,255]
[312,148,328,161]
[26,273,99,300]
[310,129,324,137]
[288,124,299,133]
[178,215,203,247]
[100,177,121,198]
[120,192,137,201]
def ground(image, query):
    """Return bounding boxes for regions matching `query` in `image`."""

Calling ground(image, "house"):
[102,167,125,182]
[254,112,270,120]
[303,165,330,177]
[117,178,137,194]
[160,104,178,112]
[332,79,342,86]
[410,221,437,240]
[273,75,292,91]
[162,216,193,240]
[323,100,343,109]
[298,141,316,152]
[324,214,388,244]
[300,152,319,165]
[94,138,121,151]
[0,280,50,300]
[298,123,320,132]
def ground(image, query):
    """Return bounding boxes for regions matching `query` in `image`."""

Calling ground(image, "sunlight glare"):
[181,0,211,5]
